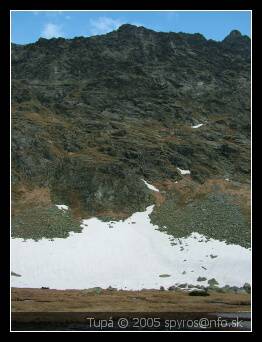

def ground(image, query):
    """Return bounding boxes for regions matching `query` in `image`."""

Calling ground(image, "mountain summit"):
[224,29,244,39]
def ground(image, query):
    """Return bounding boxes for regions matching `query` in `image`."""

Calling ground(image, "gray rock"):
[189,289,209,296]
[168,286,176,291]
[197,276,207,282]
[243,282,251,294]
[107,286,117,291]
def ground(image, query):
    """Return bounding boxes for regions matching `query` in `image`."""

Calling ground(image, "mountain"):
[11,25,251,244]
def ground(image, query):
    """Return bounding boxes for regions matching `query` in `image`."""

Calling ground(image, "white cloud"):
[41,23,64,39]
[89,16,123,35]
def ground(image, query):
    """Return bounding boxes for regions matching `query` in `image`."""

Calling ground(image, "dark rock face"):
[11,25,251,216]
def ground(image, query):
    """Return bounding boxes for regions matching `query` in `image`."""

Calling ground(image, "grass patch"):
[12,206,81,240]
[150,192,250,248]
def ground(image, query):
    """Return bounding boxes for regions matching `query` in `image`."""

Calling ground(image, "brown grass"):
[11,288,250,313]
[12,184,52,216]
[152,191,166,206]
[153,177,250,220]
[67,146,114,163]
[24,111,71,128]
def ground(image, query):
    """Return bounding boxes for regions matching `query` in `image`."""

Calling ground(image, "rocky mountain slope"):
[11,25,251,242]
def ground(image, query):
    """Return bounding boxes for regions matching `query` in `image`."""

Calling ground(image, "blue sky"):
[11,10,251,45]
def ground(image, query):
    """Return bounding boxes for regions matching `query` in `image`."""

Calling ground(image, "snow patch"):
[142,179,159,192]
[12,205,250,290]
[55,205,69,211]
[191,123,203,129]
[177,168,191,175]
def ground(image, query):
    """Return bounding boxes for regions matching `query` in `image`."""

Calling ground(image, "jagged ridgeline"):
[11,24,251,220]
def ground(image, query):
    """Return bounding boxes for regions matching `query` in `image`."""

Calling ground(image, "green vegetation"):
[12,206,81,240]
[150,192,251,248]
